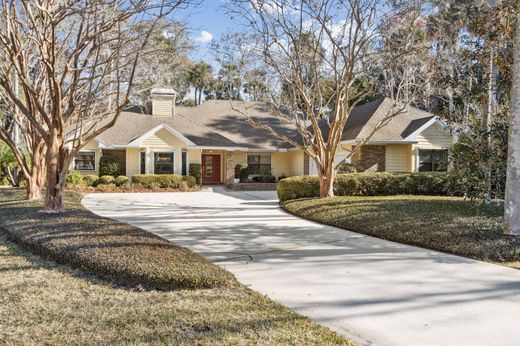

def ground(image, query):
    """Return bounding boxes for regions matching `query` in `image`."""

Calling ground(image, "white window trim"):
[417,148,450,172]
[152,150,175,175]
[74,151,97,171]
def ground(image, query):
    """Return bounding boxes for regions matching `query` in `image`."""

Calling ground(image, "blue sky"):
[177,1,239,68]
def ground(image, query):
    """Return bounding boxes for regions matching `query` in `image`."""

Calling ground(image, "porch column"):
[225,151,235,184]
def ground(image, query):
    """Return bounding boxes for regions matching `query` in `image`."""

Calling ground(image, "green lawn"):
[282,195,520,269]
[0,189,351,345]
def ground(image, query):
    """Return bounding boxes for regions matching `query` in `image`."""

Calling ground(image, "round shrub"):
[189,163,202,185]
[182,175,197,188]
[99,156,120,177]
[235,163,249,182]
[114,175,129,187]
[277,176,320,201]
[98,175,115,185]
[66,171,84,186]
[83,175,99,187]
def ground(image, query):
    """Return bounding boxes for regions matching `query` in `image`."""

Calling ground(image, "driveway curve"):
[82,188,520,346]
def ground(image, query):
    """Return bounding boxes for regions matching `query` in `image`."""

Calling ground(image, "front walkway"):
[82,188,520,346]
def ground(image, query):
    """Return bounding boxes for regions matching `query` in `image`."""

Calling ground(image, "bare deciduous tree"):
[0,0,190,212]
[0,86,46,199]
[229,0,429,197]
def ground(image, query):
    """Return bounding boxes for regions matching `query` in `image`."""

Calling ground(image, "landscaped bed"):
[0,188,350,344]
[0,188,235,290]
[282,195,520,269]
[0,233,350,345]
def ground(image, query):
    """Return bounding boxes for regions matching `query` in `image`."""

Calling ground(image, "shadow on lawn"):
[0,189,238,291]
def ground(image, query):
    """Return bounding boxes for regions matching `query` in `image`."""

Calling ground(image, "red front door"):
[202,154,221,184]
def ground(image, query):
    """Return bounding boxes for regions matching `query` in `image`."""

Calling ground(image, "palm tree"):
[187,61,213,105]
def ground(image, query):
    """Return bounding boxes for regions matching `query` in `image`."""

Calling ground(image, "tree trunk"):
[25,142,46,200]
[319,173,334,198]
[194,87,198,105]
[43,132,66,212]
[198,88,202,105]
[505,6,520,235]
[482,43,497,204]
[318,156,335,198]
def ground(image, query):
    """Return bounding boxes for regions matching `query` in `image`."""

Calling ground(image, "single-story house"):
[73,88,455,184]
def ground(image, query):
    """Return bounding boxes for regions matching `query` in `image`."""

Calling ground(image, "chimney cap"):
[151,87,177,96]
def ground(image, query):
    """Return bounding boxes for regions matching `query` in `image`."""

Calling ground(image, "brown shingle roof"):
[96,98,438,149]
[98,100,296,149]
[318,98,436,143]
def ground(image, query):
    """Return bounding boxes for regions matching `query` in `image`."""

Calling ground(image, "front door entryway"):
[202,154,221,184]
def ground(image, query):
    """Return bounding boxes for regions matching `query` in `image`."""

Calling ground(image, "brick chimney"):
[151,88,177,117]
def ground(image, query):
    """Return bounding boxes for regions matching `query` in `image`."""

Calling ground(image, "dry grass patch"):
[0,188,236,290]
[0,234,351,345]
[282,195,520,268]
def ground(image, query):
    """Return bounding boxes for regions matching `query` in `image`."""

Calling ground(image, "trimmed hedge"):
[189,163,202,185]
[252,174,276,183]
[99,156,120,177]
[0,189,238,290]
[277,172,459,201]
[132,174,183,188]
[277,176,320,201]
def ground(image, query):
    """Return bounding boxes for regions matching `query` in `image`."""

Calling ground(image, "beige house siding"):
[233,151,247,166]
[126,148,140,177]
[289,151,305,176]
[272,152,294,177]
[188,149,202,164]
[152,97,175,117]
[386,144,412,172]
[412,123,453,172]
[416,123,453,149]
[141,128,187,175]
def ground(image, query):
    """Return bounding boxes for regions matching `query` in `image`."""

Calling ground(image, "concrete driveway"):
[82,188,520,346]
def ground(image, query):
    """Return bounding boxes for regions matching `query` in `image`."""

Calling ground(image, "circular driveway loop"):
[82,188,520,346]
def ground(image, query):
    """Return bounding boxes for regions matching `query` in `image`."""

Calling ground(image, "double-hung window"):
[247,154,272,175]
[74,152,96,171]
[154,152,174,174]
[418,149,449,172]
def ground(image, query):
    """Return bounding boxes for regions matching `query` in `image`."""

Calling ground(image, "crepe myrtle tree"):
[0,0,192,212]
[228,0,430,197]
[0,87,46,199]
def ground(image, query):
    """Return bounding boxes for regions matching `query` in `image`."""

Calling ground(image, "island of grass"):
[282,195,520,269]
[0,189,351,345]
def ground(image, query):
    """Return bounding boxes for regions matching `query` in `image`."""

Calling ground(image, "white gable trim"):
[403,117,450,142]
[94,137,112,149]
[126,123,196,148]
